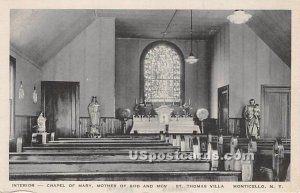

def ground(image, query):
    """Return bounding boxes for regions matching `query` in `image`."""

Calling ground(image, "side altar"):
[131,103,200,134]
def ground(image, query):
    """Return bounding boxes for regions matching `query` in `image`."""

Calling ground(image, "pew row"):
[219,136,290,181]
[10,134,253,181]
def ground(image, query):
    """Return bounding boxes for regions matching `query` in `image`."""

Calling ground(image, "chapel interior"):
[9,9,291,181]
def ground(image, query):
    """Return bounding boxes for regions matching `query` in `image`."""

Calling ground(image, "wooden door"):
[42,81,79,138]
[218,85,229,135]
[261,86,290,138]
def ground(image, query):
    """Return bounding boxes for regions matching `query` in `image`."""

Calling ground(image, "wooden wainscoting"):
[228,118,246,137]
[14,115,37,146]
[80,117,133,137]
[203,118,218,134]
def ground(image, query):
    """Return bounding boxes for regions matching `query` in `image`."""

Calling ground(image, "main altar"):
[131,102,200,134]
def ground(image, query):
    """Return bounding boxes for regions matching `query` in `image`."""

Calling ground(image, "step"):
[58,137,160,140]
[39,142,171,147]
[10,160,211,173]
[10,171,241,181]
[23,146,180,153]
[52,139,163,143]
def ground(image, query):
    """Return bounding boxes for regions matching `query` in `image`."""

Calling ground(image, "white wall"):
[210,23,291,118]
[10,48,41,116]
[42,17,115,117]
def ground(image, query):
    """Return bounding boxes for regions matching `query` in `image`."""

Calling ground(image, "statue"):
[88,96,101,137]
[243,99,261,139]
[37,112,46,133]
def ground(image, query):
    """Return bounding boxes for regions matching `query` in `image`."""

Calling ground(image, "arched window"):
[140,41,184,104]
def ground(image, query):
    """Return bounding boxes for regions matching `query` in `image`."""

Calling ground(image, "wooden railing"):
[14,115,37,146]
[79,117,133,137]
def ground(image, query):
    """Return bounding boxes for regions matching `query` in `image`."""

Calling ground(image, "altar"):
[131,105,200,134]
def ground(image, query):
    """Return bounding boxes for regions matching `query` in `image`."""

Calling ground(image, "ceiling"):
[247,10,291,67]
[10,9,291,66]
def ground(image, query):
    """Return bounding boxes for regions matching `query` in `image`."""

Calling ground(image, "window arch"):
[140,41,185,104]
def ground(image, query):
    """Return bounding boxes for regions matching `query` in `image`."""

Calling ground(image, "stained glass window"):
[143,43,183,103]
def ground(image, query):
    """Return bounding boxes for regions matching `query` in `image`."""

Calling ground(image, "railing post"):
[218,134,224,170]
[192,137,200,155]
[211,149,219,171]
[160,131,165,141]
[165,133,169,143]
[230,136,238,170]
[172,134,177,146]
[248,137,257,153]
[180,135,186,151]
[16,137,22,153]
[50,132,55,141]
[208,141,212,156]
[176,134,180,147]
[241,156,253,181]
[233,149,242,171]
[218,134,224,157]
[273,138,285,181]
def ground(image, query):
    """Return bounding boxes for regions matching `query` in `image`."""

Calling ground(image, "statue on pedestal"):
[37,112,46,133]
[88,96,101,137]
[243,99,261,139]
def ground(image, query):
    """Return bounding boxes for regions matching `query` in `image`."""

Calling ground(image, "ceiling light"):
[185,10,199,64]
[227,10,252,24]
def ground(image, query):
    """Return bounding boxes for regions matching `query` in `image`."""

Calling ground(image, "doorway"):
[41,81,80,138]
[218,85,229,135]
[261,86,290,138]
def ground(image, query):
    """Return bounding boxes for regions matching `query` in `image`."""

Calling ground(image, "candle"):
[189,98,191,105]
[135,98,138,105]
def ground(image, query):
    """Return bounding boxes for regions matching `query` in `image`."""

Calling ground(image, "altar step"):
[42,142,170,147]
[10,170,241,181]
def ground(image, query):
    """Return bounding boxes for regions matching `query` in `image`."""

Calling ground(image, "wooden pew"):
[10,170,242,181]
[222,136,290,181]
[10,150,242,181]
[10,134,248,181]
[41,142,171,147]
[272,138,290,181]
[23,146,180,153]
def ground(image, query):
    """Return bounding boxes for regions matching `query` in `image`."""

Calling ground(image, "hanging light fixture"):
[185,10,199,64]
[32,84,38,104]
[227,10,252,24]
